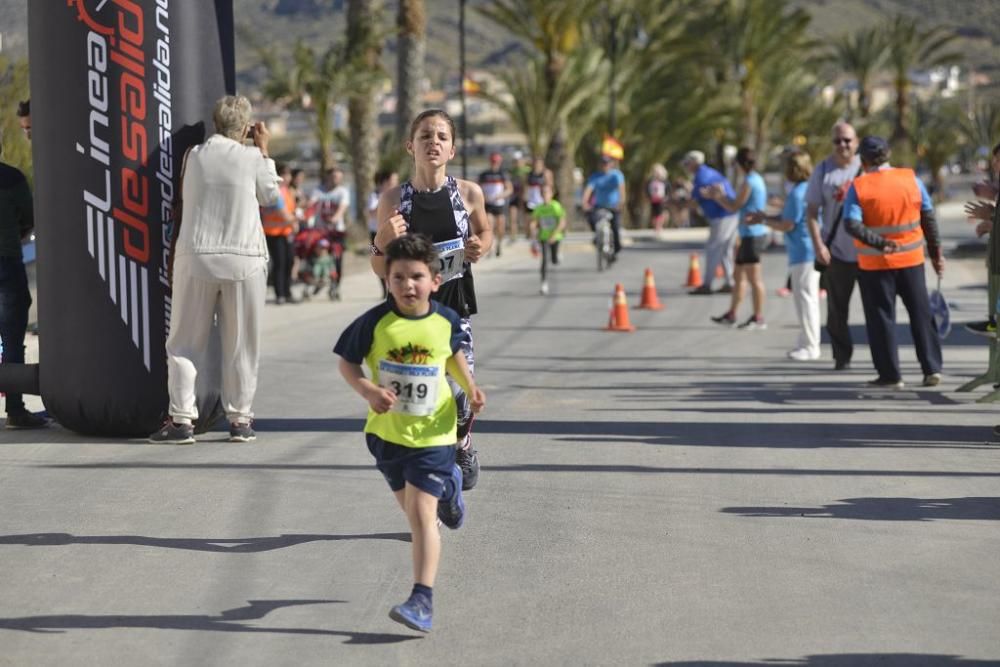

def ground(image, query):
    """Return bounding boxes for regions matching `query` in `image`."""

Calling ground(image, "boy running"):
[335,235,486,633]
[529,184,566,295]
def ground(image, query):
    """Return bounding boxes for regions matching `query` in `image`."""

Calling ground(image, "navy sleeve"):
[434,302,469,354]
[333,303,389,364]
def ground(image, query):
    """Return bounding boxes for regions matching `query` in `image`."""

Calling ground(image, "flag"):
[602,135,624,161]
[462,77,481,95]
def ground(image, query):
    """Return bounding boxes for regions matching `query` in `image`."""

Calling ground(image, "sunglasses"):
[832,138,854,145]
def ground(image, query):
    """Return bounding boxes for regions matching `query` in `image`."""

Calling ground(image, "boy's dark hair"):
[374,169,395,186]
[384,234,440,274]
[16,100,29,118]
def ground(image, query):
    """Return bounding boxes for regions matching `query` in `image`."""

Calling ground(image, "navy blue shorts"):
[366,433,456,498]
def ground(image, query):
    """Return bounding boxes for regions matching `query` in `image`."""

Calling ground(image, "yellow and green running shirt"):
[334,300,468,447]
[532,200,565,242]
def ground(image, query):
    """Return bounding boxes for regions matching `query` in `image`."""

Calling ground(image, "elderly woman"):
[149,95,281,444]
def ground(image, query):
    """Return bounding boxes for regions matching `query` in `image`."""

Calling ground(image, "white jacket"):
[175,134,280,259]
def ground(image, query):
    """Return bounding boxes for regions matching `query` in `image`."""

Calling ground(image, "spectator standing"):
[16,100,30,141]
[685,150,737,294]
[646,163,669,235]
[749,151,821,360]
[806,122,862,370]
[149,95,281,444]
[843,136,944,388]
[707,147,769,329]
[0,129,46,428]
[261,163,298,304]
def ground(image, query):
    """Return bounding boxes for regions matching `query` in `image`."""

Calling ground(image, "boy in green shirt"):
[529,184,567,295]
[335,234,485,633]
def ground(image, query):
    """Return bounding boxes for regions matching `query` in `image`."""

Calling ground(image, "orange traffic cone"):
[636,268,665,310]
[606,283,637,332]
[685,254,703,288]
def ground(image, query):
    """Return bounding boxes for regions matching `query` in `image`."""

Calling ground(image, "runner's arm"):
[446,352,485,413]
[460,180,494,261]
[339,358,396,413]
[370,186,404,278]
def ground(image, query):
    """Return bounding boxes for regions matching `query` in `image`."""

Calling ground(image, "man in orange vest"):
[843,136,943,389]
[261,163,298,304]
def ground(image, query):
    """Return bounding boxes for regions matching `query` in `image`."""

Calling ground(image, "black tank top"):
[399,177,478,318]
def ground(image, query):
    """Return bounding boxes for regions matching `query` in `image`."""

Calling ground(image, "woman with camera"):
[149,95,281,445]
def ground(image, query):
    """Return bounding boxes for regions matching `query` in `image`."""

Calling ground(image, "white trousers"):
[704,214,739,287]
[789,261,821,355]
[167,262,266,425]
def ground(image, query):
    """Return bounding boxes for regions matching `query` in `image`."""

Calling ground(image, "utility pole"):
[459,0,468,178]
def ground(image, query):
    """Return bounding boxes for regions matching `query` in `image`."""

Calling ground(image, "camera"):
[245,124,256,140]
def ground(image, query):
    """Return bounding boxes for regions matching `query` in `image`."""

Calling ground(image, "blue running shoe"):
[437,463,465,529]
[389,595,432,633]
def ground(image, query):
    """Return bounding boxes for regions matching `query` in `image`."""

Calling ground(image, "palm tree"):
[826,27,887,119]
[689,0,815,157]
[346,0,385,227]
[259,41,343,173]
[477,0,602,216]
[882,14,960,146]
[396,0,426,142]
[913,99,966,201]
[962,99,1000,154]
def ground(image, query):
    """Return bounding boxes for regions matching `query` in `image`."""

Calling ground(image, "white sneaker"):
[540,281,549,295]
[787,348,820,361]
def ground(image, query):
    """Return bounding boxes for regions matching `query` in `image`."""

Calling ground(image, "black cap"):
[859,136,890,165]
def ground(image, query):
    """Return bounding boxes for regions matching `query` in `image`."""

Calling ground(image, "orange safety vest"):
[852,167,925,271]
[262,185,295,237]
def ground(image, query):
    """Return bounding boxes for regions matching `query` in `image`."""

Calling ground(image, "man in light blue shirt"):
[684,150,738,294]
[582,156,626,260]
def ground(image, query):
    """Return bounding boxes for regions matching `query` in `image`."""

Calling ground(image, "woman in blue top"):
[706,147,769,329]
[749,150,820,361]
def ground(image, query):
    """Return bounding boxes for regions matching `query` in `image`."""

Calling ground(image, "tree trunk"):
[396,0,426,142]
[892,78,910,145]
[347,0,382,227]
[546,122,577,229]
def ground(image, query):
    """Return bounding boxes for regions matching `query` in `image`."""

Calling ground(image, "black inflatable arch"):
[27,0,235,436]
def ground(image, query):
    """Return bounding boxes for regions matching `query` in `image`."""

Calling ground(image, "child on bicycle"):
[335,234,486,633]
[529,184,566,295]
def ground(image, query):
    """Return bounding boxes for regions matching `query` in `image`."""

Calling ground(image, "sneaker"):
[922,373,942,387]
[716,284,733,294]
[776,286,792,297]
[389,595,432,633]
[4,412,50,429]
[711,311,736,326]
[866,377,905,389]
[229,422,256,443]
[965,320,997,338]
[787,348,820,361]
[834,360,851,371]
[689,285,713,296]
[737,316,767,331]
[148,420,195,444]
[455,439,479,491]
[437,463,465,529]
[540,281,549,295]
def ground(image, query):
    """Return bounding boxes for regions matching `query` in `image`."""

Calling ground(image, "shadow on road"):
[0,532,409,551]
[40,462,1000,478]
[721,496,1000,521]
[0,599,419,643]
[655,655,998,666]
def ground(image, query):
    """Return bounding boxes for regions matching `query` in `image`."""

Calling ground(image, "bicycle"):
[591,207,615,272]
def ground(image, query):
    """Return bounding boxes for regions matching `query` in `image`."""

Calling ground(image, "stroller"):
[293,227,344,300]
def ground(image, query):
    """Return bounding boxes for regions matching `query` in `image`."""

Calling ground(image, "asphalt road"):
[2,203,999,666]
